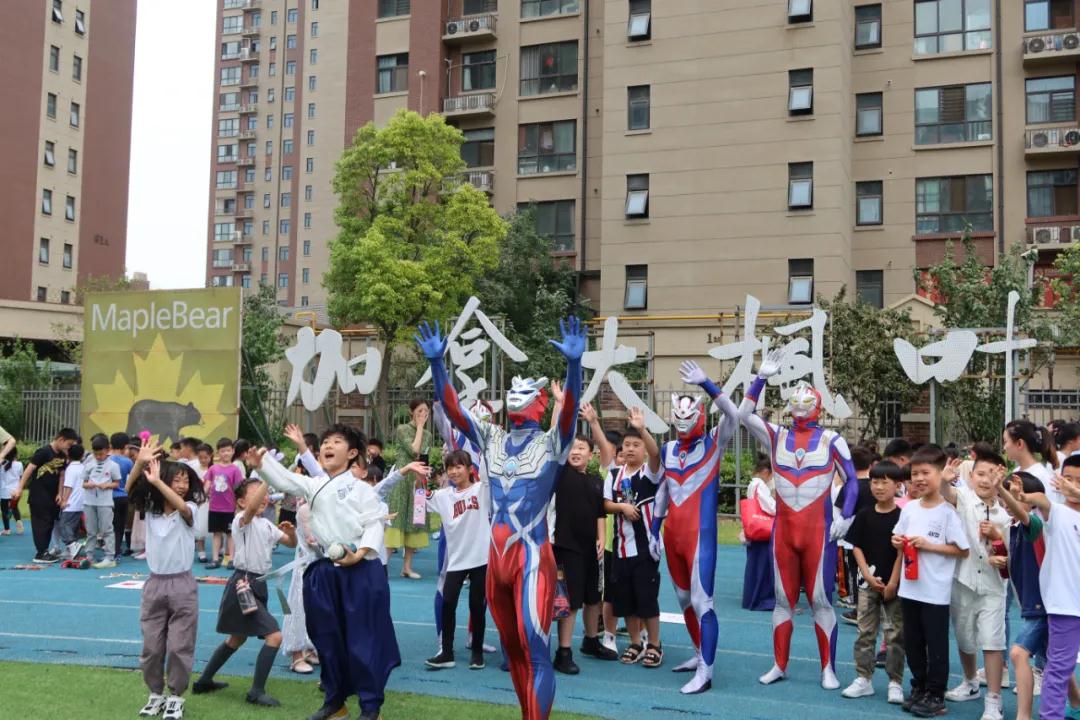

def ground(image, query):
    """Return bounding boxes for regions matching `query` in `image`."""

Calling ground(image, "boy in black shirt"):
[841,460,906,703]
[12,427,79,563]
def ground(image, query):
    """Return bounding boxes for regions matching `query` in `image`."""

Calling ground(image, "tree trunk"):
[372,339,394,441]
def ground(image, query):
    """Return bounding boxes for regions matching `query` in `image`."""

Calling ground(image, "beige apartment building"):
[204,0,1079,403]
[0,0,137,340]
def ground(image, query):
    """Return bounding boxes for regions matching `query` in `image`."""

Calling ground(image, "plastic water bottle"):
[236,576,258,615]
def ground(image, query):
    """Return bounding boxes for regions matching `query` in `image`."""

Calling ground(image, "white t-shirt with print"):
[893,498,970,605]
[81,457,121,506]
[1039,501,1080,617]
[428,482,491,572]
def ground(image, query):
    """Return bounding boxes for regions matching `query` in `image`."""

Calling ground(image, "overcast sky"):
[126,1,216,289]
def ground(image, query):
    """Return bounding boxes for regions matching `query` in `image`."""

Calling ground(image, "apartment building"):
[205,0,1077,390]
[0,0,137,310]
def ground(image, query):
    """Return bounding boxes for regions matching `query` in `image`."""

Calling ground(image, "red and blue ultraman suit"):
[417,318,585,720]
[740,376,857,689]
[651,361,739,694]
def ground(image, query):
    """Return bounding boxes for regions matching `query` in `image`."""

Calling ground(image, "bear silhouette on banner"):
[126,400,202,444]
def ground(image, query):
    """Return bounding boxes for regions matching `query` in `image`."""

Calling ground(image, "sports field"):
[0,528,1032,719]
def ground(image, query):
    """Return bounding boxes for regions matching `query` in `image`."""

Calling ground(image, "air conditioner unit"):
[1070,225,1080,241]
[446,20,461,34]
[1027,36,1047,53]
[1032,227,1057,244]
[1032,131,1050,147]
[232,230,242,242]
[1065,32,1080,49]
[1064,129,1080,146]
[468,18,482,32]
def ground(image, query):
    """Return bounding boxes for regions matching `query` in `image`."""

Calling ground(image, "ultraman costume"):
[740,370,857,690]
[651,361,740,695]
[416,317,585,720]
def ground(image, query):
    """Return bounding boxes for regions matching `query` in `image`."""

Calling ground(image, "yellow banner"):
[80,288,243,445]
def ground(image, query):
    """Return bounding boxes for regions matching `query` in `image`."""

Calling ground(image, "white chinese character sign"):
[581,316,670,434]
[285,327,382,412]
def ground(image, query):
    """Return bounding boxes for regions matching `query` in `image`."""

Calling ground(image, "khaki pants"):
[140,572,198,696]
[854,587,905,682]
[84,505,115,560]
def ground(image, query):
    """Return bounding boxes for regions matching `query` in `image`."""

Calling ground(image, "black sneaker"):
[841,609,858,626]
[580,635,618,661]
[191,680,228,695]
[245,691,280,707]
[425,651,455,669]
[553,648,580,675]
[911,693,945,718]
[469,651,485,670]
[306,703,346,720]
[359,709,380,720]
[902,689,926,713]
[875,649,887,668]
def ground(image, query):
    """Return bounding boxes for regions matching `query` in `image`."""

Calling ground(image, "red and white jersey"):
[428,482,491,571]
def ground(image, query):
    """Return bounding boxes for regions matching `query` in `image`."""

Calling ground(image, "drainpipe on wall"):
[995,0,1004,257]
[577,0,590,298]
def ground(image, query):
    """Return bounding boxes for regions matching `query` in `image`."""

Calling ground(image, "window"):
[60,290,70,304]
[305,157,314,173]
[307,102,316,117]
[278,273,289,288]
[263,193,271,208]
[307,130,315,145]
[378,0,410,17]
[70,102,80,127]
[42,189,53,215]
[67,148,77,173]
[789,0,812,23]
[269,62,276,75]
[283,139,293,155]
[52,0,63,23]
[280,219,291,234]
[856,270,884,309]
[303,240,311,256]
[287,7,298,22]
[1026,76,1075,124]
[242,247,253,262]
[211,275,235,287]
[856,92,883,136]
[517,120,576,174]
[628,0,651,40]
[1027,169,1078,217]
[377,53,409,93]
[915,83,992,144]
[220,92,240,111]
[244,194,255,209]
[37,287,47,302]
[75,8,85,34]
[284,112,294,128]
[304,185,313,201]
[44,141,55,167]
[914,0,992,55]
[217,143,238,162]
[266,114,274,129]
[278,246,290,261]
[1025,0,1074,31]
[269,36,277,50]
[521,0,579,18]
[300,295,308,306]
[49,45,60,72]
[286,60,296,75]
[222,40,241,59]
[461,128,495,167]
[262,221,270,236]
[242,275,252,289]
[788,162,813,209]
[63,243,73,269]
[788,69,813,115]
[311,21,318,36]
[287,34,297,49]
[463,50,496,91]
[223,14,243,33]
[47,93,57,119]
[308,75,317,91]
[302,267,310,283]
[216,170,238,189]
[855,5,882,48]
[281,192,291,208]
[312,0,319,8]
[221,66,241,86]
[520,42,577,96]
[271,10,278,24]
[788,259,814,304]
[65,195,75,221]
[464,0,497,12]
[262,247,270,261]
[309,49,318,65]
[248,63,259,79]
[265,141,273,156]
[215,222,236,242]
[521,200,575,251]
[219,118,239,138]
[303,212,311,228]
[916,174,993,233]
[39,238,50,264]
[628,85,650,130]
[625,174,649,218]
[624,265,648,309]
[212,249,234,268]
[856,181,883,225]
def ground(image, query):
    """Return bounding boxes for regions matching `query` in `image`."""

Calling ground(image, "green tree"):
[917,232,1044,443]
[239,284,286,444]
[817,287,923,443]
[324,109,506,432]
[0,340,55,438]
[1047,243,1080,356]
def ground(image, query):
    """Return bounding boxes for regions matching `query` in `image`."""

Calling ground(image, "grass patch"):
[717,519,743,546]
[0,661,602,720]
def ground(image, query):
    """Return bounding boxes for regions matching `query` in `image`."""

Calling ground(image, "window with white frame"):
[856,181,883,225]
[628,0,650,40]
[624,265,648,309]
[788,0,812,23]
[856,92,883,136]
[44,141,55,167]
[788,69,813,115]
[788,259,814,304]
[788,162,813,209]
[625,174,649,218]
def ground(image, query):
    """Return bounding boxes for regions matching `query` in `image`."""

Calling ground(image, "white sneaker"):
[162,695,184,720]
[759,664,786,685]
[888,681,905,704]
[821,666,840,690]
[139,693,166,717]
[92,559,117,569]
[980,692,1003,720]
[945,678,982,702]
[842,677,874,698]
[600,632,618,654]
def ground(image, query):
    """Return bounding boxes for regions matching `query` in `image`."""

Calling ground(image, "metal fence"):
[22,390,80,445]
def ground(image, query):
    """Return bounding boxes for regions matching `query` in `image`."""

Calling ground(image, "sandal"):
[642,643,663,668]
[290,658,314,674]
[620,643,644,664]
[304,650,320,665]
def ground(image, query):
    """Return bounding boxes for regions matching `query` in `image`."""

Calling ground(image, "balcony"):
[1023,30,1080,65]
[237,155,256,167]
[240,48,259,62]
[234,233,254,245]
[212,259,234,269]
[240,129,257,140]
[1025,220,1080,249]
[443,92,495,118]
[234,208,254,221]
[219,103,240,113]
[1025,125,1080,155]
[242,25,260,37]
[443,14,497,43]
[464,169,494,194]
[231,262,251,273]
[218,155,239,165]
[239,104,257,114]
[240,76,259,89]
[214,205,237,217]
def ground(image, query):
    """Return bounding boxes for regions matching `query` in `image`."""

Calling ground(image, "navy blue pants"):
[303,558,400,713]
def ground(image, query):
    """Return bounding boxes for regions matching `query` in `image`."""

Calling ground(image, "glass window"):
[788,69,813,115]
[65,195,75,221]
[285,87,295,101]
[278,246,290,261]
[377,0,411,17]
[914,0,991,55]
[1026,169,1078,217]
[310,48,318,64]
[72,55,82,81]
[520,200,576,251]
[856,92,883,136]
[856,270,884,308]
[625,174,649,218]
[284,113,294,129]
[789,0,812,23]
[278,273,289,288]
[263,193,271,208]
[309,75,317,91]
[303,240,311,256]
[788,259,814,304]
[306,157,314,172]
[67,148,77,173]
[311,21,319,36]
[521,0,579,18]
[789,162,813,208]
[462,127,495,167]
[52,0,63,23]
[216,170,238,189]
[628,85,650,130]
[75,8,85,33]
[287,8,298,22]
[464,0,497,12]
[377,54,408,93]
[262,247,270,261]
[856,181,883,225]
[915,83,992,144]
[271,10,278,24]
[307,130,315,145]
[307,102,316,117]
[49,45,60,72]
[70,102,80,127]
[1026,76,1076,124]
[222,15,242,33]
[624,265,647,309]
[517,120,577,174]
[1025,0,1074,31]
[305,185,313,201]
[302,267,310,283]
[628,0,651,40]
[47,93,57,119]
[915,174,993,233]
[303,212,311,228]
[42,188,53,215]
[286,60,296,75]
[281,192,291,208]
[280,218,291,234]
[855,4,882,48]
[44,141,55,167]
[37,287,47,302]
[463,50,496,91]
[520,42,578,96]
[214,222,236,241]
[220,66,241,86]
[39,238,50,264]
[63,243,72,269]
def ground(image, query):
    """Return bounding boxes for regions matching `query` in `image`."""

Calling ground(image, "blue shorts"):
[1013,617,1049,661]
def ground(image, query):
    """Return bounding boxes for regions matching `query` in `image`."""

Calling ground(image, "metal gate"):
[21,390,80,445]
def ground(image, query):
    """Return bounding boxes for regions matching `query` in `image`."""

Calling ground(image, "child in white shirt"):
[0,445,24,535]
[58,444,86,559]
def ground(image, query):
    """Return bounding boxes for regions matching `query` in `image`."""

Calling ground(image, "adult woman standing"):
[386,398,433,578]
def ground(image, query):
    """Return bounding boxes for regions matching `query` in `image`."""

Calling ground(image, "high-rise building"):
[205,0,1076,383]
[0,0,137,308]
